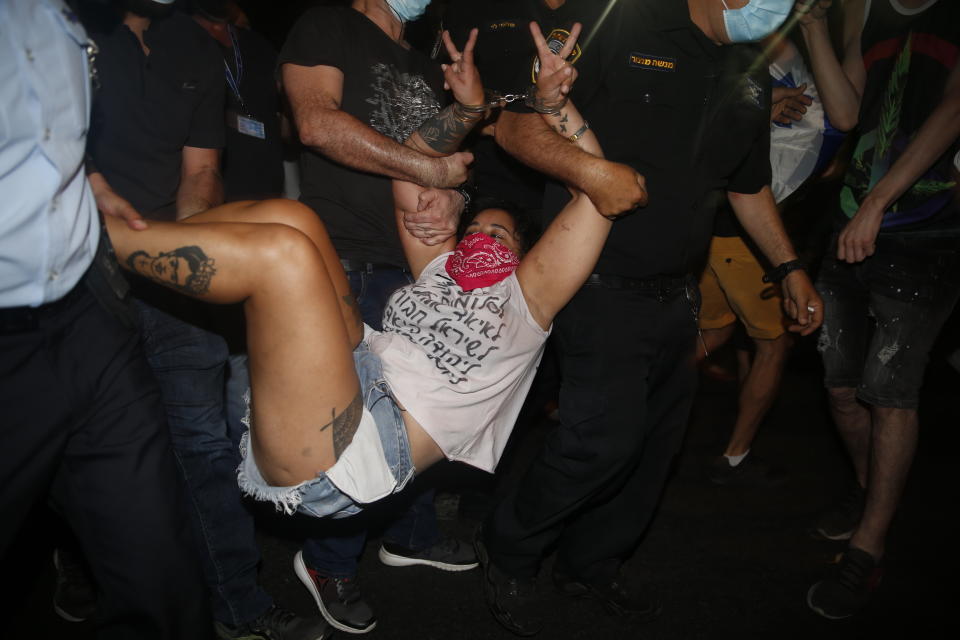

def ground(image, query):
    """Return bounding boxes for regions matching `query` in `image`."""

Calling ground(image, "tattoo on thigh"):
[342,294,363,329]
[126,246,217,295]
[318,392,363,459]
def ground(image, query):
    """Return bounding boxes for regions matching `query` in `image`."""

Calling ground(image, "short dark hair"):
[460,195,539,254]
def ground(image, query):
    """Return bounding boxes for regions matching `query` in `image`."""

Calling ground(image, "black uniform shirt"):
[500,0,772,278]
[88,12,225,219]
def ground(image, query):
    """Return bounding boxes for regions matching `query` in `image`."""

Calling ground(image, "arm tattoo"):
[126,246,217,295]
[318,391,364,460]
[550,112,570,135]
[417,104,478,154]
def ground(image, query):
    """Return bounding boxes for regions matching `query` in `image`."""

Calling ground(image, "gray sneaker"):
[812,483,865,541]
[378,536,478,571]
[214,605,331,640]
[294,550,376,634]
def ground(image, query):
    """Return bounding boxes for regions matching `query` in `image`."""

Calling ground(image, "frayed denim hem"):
[237,430,307,516]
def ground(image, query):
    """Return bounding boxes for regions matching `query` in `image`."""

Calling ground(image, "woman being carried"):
[103,23,645,517]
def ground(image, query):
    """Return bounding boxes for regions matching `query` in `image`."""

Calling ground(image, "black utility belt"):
[339,259,409,274]
[585,273,690,300]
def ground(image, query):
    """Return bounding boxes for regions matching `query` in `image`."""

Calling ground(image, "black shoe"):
[53,548,96,623]
[807,547,882,620]
[708,453,785,487]
[294,550,376,634]
[475,527,543,637]
[214,605,331,640]
[811,483,865,541]
[553,570,662,620]
[379,536,478,571]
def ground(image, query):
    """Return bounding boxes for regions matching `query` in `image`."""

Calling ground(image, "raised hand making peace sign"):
[440,27,484,107]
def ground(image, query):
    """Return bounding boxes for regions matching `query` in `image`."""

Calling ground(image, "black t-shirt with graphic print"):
[279,6,445,266]
[492,0,772,278]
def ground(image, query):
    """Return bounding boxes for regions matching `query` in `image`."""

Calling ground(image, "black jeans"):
[485,281,699,581]
[0,280,209,639]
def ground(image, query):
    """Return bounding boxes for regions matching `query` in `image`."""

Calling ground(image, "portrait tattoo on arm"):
[126,245,217,295]
[318,391,364,459]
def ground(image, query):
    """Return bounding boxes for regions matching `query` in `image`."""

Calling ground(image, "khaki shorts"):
[698,236,786,340]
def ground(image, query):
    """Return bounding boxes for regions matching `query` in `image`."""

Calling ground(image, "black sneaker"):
[553,570,662,620]
[53,548,96,623]
[708,453,785,487]
[294,550,376,634]
[379,536,478,571]
[807,547,882,619]
[811,483,865,541]
[474,526,543,637]
[214,605,331,640]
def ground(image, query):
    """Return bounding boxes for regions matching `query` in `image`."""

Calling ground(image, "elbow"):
[831,113,859,133]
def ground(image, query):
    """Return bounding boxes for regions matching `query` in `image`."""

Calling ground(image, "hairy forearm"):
[495,110,601,191]
[729,187,798,266]
[297,107,443,186]
[177,167,223,220]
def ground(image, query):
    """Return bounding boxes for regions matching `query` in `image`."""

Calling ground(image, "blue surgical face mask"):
[720,0,793,43]
[386,0,431,23]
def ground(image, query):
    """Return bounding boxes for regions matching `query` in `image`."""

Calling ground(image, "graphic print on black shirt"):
[366,62,442,143]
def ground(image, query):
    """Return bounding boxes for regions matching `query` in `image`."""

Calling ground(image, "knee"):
[261,199,328,243]
[826,386,859,412]
[254,223,324,277]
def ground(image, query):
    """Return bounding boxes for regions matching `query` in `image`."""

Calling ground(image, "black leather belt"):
[0,279,89,334]
[339,259,408,274]
[585,273,689,301]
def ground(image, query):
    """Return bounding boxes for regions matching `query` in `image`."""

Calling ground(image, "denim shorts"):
[816,233,960,408]
[238,341,415,519]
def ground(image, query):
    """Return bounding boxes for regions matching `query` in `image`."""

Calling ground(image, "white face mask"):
[720,0,793,43]
[386,0,431,23]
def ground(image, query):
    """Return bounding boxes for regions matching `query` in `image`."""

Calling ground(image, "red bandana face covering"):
[445,233,520,291]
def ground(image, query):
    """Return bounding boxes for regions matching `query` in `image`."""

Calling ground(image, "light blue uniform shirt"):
[0,0,99,307]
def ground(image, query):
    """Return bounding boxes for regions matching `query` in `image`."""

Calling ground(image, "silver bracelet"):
[568,121,590,142]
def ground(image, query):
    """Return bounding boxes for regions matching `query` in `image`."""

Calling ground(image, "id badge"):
[237,115,266,139]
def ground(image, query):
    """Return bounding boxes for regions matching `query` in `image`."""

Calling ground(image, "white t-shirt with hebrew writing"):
[366,253,550,472]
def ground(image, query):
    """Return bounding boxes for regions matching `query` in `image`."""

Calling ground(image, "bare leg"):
[695,324,736,363]
[850,407,918,559]
[826,387,871,488]
[724,333,792,456]
[104,200,360,485]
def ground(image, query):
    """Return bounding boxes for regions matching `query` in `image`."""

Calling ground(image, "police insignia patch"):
[531,28,582,83]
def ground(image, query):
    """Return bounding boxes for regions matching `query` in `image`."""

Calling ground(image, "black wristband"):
[762,259,805,283]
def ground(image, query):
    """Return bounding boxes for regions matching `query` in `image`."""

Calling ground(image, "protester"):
[796,0,960,619]
[278,0,478,632]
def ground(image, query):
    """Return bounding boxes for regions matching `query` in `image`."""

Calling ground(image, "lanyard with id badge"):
[224,26,266,139]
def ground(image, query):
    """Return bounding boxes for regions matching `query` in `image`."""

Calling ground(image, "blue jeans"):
[302,266,440,577]
[135,300,272,626]
[238,342,415,518]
